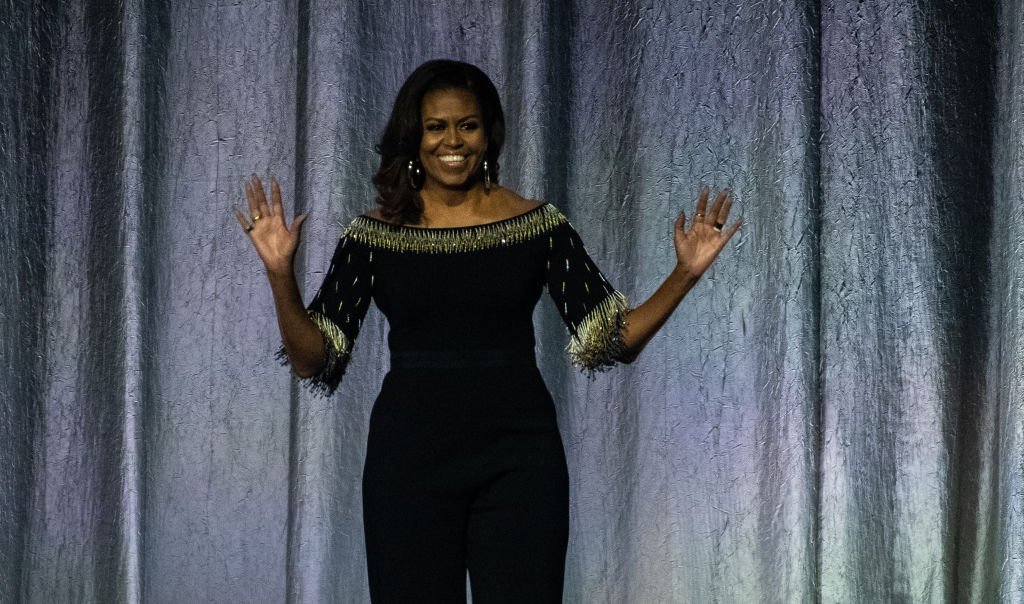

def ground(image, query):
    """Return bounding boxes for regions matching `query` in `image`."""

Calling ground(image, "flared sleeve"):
[279,225,373,395]
[545,220,630,372]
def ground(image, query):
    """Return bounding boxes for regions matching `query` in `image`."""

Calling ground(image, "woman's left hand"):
[673,187,741,280]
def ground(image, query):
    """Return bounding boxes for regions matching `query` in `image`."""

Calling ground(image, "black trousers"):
[362,366,570,603]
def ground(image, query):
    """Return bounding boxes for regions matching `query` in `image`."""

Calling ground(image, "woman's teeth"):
[439,155,467,165]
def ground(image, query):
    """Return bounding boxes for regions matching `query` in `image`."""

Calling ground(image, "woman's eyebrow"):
[422,114,481,121]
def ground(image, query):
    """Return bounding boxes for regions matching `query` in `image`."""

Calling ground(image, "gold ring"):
[252,214,262,221]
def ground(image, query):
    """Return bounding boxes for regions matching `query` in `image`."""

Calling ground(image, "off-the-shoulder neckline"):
[344,203,567,254]
[357,202,551,232]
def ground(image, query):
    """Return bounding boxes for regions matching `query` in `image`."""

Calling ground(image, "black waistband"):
[389,349,536,369]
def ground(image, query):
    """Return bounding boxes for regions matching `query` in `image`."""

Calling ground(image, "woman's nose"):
[444,127,462,146]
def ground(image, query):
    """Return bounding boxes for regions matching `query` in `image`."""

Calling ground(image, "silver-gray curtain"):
[2,0,1019,602]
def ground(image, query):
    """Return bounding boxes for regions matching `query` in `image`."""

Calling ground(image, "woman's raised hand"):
[673,187,741,280]
[235,174,307,274]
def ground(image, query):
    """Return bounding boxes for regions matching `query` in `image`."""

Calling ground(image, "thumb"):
[290,214,308,237]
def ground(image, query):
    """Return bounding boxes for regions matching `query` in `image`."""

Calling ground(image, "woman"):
[237,60,739,603]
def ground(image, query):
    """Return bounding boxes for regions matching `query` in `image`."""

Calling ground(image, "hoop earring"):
[483,160,491,192]
[407,159,424,191]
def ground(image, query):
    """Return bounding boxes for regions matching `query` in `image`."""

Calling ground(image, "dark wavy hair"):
[372,60,506,224]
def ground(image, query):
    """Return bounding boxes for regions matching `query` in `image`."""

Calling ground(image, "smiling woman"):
[370,60,507,227]
[235,59,739,603]
[418,88,487,192]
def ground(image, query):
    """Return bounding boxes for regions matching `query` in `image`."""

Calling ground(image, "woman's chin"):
[424,176,482,192]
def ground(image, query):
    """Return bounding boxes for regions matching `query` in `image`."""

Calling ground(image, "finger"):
[245,181,260,217]
[714,196,734,231]
[251,174,271,219]
[720,218,742,244]
[234,206,254,234]
[707,188,729,225]
[674,210,687,234]
[694,186,709,223]
[271,177,284,218]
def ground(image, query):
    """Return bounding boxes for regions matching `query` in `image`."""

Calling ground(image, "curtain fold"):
[818,1,998,601]
[1,0,1019,602]
[988,0,1024,599]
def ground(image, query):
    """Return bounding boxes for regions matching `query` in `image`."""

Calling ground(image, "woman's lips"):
[437,154,468,167]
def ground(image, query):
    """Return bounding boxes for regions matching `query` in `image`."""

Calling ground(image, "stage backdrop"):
[1,0,1019,602]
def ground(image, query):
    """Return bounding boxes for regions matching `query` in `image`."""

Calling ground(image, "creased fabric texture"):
[0,0,1018,602]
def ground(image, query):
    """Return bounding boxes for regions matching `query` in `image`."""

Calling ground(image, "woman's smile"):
[438,154,467,166]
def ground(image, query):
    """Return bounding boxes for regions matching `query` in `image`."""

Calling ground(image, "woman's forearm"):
[619,266,701,363]
[266,268,325,377]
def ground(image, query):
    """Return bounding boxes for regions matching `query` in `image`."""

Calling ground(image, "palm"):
[236,175,307,273]
[674,187,741,279]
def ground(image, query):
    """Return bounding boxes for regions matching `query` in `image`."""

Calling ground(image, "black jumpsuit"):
[293,203,629,603]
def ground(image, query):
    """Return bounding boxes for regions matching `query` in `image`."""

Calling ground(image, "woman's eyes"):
[423,122,480,132]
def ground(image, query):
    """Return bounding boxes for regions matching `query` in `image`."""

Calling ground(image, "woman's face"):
[418,88,487,191]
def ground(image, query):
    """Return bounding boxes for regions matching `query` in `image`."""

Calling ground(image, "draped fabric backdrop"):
[1,0,1019,602]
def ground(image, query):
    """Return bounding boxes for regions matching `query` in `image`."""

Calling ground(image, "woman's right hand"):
[235,174,307,274]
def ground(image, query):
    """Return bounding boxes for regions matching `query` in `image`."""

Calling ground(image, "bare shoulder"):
[493,187,545,218]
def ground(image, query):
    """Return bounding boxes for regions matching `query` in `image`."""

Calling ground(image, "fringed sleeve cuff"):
[567,291,630,373]
[276,311,353,397]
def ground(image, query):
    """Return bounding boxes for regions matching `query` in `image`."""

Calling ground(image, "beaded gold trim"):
[277,311,353,396]
[344,204,567,253]
[309,311,351,364]
[568,291,630,371]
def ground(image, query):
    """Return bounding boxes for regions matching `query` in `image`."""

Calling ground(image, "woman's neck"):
[418,184,493,226]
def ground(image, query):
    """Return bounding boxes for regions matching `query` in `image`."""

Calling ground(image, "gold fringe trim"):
[568,291,630,372]
[276,311,353,396]
[344,204,567,253]
[309,311,351,363]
